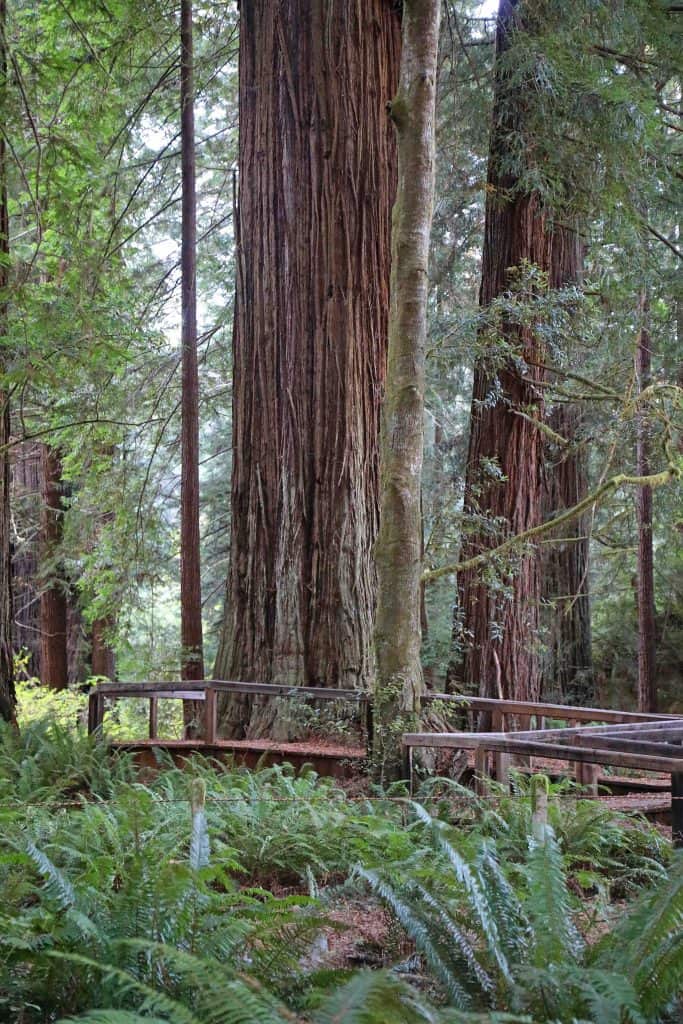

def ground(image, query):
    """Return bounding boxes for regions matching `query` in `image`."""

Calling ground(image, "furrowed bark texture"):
[373,0,440,780]
[39,447,68,691]
[180,0,204,690]
[456,0,583,704]
[216,0,400,737]
[540,405,593,703]
[635,294,657,712]
[0,0,15,723]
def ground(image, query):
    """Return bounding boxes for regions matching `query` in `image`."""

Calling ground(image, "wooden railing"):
[88,679,372,746]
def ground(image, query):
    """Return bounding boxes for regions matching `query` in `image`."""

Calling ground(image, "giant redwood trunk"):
[540,405,593,703]
[0,0,15,724]
[39,446,68,690]
[215,0,400,737]
[456,0,583,703]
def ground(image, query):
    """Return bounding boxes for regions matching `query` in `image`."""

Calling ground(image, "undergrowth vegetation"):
[0,720,680,1023]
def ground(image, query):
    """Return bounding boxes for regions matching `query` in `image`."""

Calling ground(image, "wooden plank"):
[402,733,683,773]
[92,679,363,702]
[422,692,679,723]
[148,697,158,739]
[534,731,683,757]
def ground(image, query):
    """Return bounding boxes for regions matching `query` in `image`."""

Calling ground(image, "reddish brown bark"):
[635,294,657,713]
[91,615,115,679]
[39,446,68,690]
[216,0,400,737]
[179,0,204,688]
[456,0,582,704]
[0,0,15,724]
[541,405,593,703]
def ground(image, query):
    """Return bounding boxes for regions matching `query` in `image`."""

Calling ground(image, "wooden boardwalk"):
[88,681,683,843]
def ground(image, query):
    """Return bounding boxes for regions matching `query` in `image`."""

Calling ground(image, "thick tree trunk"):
[216,0,400,738]
[39,446,68,690]
[373,0,440,781]
[0,0,15,724]
[180,0,204,691]
[540,405,593,703]
[456,0,582,704]
[635,293,657,712]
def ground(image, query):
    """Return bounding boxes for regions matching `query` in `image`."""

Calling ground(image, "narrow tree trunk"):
[635,293,657,712]
[215,0,400,738]
[373,0,440,781]
[180,0,204,694]
[39,446,68,690]
[0,0,15,724]
[456,0,582,704]
[11,442,42,679]
[540,405,593,703]
[91,615,115,679]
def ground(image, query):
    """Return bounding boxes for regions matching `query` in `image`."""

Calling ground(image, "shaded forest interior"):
[0,0,680,750]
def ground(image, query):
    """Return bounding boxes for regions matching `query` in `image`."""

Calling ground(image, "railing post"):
[204,685,217,745]
[576,761,599,798]
[88,690,105,735]
[475,745,490,797]
[672,771,682,849]
[148,697,158,739]
[491,709,510,788]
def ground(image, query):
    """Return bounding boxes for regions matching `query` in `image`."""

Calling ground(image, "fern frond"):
[313,969,436,1024]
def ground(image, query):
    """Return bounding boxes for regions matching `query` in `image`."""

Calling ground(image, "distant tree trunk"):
[456,0,582,704]
[215,0,400,738]
[180,0,204,695]
[0,0,15,724]
[635,292,657,712]
[540,405,593,703]
[373,0,440,782]
[39,446,68,690]
[11,442,42,679]
[91,615,115,679]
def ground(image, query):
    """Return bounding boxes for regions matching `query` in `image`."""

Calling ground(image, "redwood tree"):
[0,0,15,723]
[635,292,657,712]
[39,446,68,690]
[215,0,400,737]
[456,0,583,703]
[179,0,204,687]
[540,405,593,703]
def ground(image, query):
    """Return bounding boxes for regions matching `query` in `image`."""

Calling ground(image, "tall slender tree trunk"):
[456,0,582,704]
[215,0,401,738]
[540,405,593,703]
[635,292,657,712]
[0,0,15,724]
[180,0,204,694]
[373,0,440,782]
[11,442,42,679]
[39,446,68,690]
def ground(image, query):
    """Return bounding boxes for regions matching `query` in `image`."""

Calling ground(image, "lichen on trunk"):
[373,0,441,781]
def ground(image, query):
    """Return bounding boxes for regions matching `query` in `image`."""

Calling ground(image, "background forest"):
[0,0,681,716]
